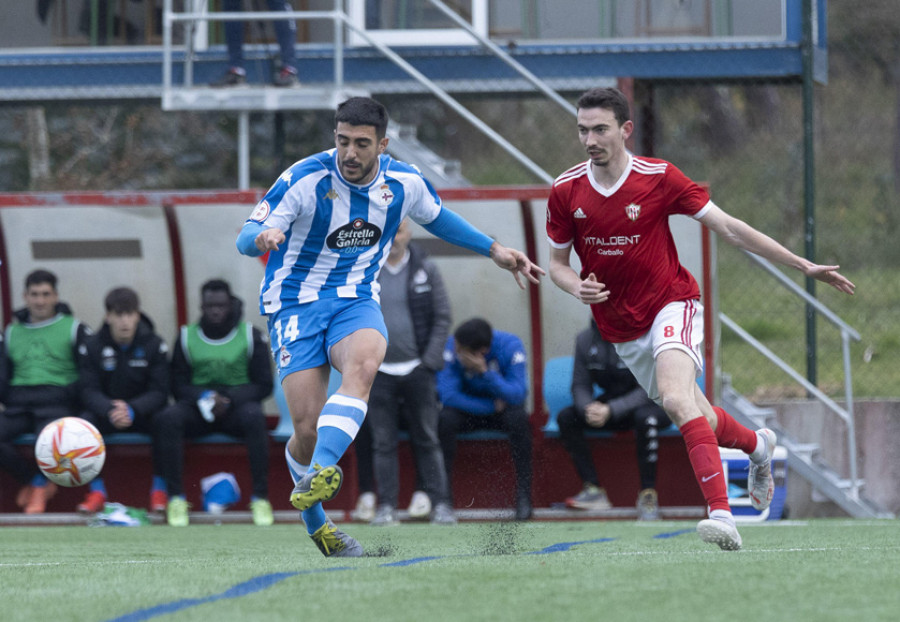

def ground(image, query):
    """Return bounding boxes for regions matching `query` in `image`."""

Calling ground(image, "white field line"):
[0,559,173,568]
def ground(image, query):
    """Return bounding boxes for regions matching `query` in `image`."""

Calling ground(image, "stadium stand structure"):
[1,0,889,519]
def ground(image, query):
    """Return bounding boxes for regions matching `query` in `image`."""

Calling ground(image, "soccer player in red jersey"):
[547,87,855,550]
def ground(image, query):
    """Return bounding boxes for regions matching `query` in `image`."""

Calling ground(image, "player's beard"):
[589,151,610,167]
[340,159,375,184]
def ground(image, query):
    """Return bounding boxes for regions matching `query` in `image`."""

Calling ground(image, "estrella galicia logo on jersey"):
[326,219,383,255]
[249,200,270,222]
[625,203,641,221]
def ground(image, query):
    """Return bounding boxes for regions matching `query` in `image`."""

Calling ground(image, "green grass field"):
[2,520,899,622]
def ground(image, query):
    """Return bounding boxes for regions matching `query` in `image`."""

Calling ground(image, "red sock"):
[680,417,730,513]
[712,406,759,454]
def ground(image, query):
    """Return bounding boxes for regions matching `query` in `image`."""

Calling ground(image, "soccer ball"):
[35,417,106,487]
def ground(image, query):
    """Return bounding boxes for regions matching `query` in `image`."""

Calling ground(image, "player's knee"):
[291,413,318,441]
[660,393,694,427]
[354,357,382,387]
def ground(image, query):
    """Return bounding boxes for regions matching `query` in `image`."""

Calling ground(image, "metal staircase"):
[717,253,894,519]
[720,381,892,519]
[161,0,559,188]
[385,123,469,188]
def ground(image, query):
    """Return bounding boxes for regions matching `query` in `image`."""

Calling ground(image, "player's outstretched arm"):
[699,204,855,295]
[803,263,856,295]
[422,208,543,290]
[489,242,545,290]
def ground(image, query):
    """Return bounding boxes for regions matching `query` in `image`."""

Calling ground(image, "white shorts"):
[613,300,704,404]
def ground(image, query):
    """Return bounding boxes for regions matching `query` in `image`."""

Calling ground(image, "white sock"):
[709,508,735,526]
[284,444,308,484]
[749,430,768,463]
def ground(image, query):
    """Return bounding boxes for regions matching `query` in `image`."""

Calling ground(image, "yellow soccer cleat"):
[309,519,364,558]
[290,464,343,511]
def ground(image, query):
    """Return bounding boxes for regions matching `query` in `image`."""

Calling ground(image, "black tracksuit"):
[557,322,671,491]
[78,314,169,434]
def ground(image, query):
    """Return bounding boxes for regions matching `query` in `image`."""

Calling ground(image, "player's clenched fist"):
[578,273,610,305]
[255,228,285,253]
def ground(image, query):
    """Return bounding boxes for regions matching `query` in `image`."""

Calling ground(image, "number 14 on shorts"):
[273,315,300,347]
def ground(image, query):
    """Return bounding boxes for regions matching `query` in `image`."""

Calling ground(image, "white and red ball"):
[35,417,106,487]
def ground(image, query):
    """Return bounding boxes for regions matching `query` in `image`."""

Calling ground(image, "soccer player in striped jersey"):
[237,96,543,557]
[547,87,855,551]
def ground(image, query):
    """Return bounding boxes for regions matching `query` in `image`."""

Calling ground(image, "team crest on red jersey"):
[625,203,641,221]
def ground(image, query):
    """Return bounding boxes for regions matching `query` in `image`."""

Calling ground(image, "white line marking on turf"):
[0,560,165,568]
[601,545,900,557]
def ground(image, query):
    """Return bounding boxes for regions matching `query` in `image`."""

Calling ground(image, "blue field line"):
[527,538,616,554]
[105,537,618,621]
[381,555,443,567]
[653,528,696,539]
[106,568,348,622]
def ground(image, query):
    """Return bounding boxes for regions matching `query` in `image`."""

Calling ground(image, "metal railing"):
[161,0,557,184]
[162,0,347,90]
[719,251,863,497]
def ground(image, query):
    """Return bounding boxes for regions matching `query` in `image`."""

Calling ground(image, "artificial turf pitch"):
[2,519,898,622]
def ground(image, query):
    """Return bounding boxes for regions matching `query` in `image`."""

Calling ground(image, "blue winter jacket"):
[436,330,528,415]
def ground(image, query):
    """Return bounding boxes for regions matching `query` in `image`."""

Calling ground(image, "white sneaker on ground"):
[748,428,777,511]
[350,491,377,522]
[430,502,457,525]
[407,490,432,520]
[370,504,399,526]
[635,488,660,521]
[565,483,612,511]
[697,514,742,551]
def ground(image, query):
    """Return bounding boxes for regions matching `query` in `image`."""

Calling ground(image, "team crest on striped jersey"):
[249,200,270,222]
[376,184,394,206]
[625,203,641,221]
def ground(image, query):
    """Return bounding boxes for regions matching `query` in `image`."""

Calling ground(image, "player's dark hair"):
[454,317,493,351]
[335,97,389,140]
[576,87,631,127]
[201,278,232,299]
[104,287,140,314]
[25,268,57,291]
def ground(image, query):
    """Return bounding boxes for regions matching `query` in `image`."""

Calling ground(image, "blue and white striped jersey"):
[244,149,443,315]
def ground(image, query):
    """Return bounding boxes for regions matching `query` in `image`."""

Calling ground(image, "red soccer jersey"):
[547,155,711,342]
